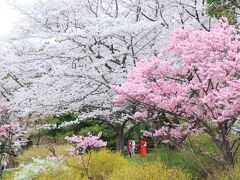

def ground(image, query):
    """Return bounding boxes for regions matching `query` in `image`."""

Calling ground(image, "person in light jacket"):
[1,153,9,171]
[130,140,136,157]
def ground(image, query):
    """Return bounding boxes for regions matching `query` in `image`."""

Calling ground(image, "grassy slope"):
[127,133,226,179]
[17,144,72,164]
[127,147,216,179]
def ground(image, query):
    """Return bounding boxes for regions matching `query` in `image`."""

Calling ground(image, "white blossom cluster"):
[14,158,67,180]
[36,123,58,130]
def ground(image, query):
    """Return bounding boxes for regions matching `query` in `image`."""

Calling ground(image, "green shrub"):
[29,116,117,148]
[111,161,190,180]
[87,149,130,179]
[37,149,129,180]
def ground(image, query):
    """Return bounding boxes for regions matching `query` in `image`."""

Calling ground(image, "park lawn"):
[127,146,217,179]
[17,144,72,164]
[126,133,227,179]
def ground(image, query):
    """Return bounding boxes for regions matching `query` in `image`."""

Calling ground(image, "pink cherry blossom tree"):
[112,18,240,165]
[0,103,27,163]
[65,133,107,180]
[0,123,23,156]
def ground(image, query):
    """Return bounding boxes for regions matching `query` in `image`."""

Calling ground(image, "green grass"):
[2,168,18,180]
[127,147,216,179]
[126,133,225,179]
[17,144,72,164]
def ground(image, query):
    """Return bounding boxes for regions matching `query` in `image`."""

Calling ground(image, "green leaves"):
[207,0,239,24]
[1,74,9,80]
[34,73,43,78]
[219,104,225,110]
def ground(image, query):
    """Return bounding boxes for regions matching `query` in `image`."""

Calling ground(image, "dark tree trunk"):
[116,126,124,153]
[213,130,234,166]
[218,142,234,166]
[216,123,234,166]
[7,132,17,168]
[113,120,141,153]
[223,150,234,166]
[36,132,41,145]
[153,137,158,149]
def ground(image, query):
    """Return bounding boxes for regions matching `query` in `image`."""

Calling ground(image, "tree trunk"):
[153,137,158,150]
[214,123,234,166]
[36,132,41,145]
[219,144,234,166]
[115,126,124,153]
[215,139,234,166]
[223,150,234,166]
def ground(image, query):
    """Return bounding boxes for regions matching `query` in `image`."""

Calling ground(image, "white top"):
[131,140,135,149]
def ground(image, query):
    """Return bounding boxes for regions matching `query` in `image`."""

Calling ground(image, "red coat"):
[127,140,131,153]
[139,139,147,156]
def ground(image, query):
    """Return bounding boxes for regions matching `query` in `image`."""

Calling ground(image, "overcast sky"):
[0,1,20,35]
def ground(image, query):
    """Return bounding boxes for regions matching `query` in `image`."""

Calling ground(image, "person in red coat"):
[127,139,131,157]
[139,138,147,157]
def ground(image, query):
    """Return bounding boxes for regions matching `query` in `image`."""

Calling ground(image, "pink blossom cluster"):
[0,124,18,136]
[112,19,240,130]
[143,125,188,146]
[143,124,205,146]
[65,133,107,150]
[67,148,76,156]
[128,111,148,119]
[143,126,186,138]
